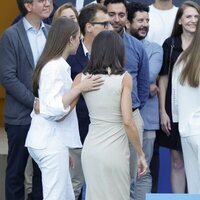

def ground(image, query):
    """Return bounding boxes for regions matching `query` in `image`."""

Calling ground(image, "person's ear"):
[178,19,182,25]
[85,22,94,34]
[24,2,32,13]
[68,36,74,47]
[125,20,131,30]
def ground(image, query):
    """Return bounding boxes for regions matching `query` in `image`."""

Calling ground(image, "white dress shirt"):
[25,57,82,149]
[172,61,200,137]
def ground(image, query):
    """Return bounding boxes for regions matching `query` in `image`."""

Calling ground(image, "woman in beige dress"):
[73,30,147,200]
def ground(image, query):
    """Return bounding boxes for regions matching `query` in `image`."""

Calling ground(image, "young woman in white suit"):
[25,18,103,200]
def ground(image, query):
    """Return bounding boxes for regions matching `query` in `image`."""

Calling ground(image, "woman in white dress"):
[25,18,103,200]
[172,18,200,193]
[73,30,147,200]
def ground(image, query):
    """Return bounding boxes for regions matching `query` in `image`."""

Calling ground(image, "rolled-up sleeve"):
[39,61,71,121]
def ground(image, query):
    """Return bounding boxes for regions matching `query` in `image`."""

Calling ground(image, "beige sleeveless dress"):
[81,73,130,200]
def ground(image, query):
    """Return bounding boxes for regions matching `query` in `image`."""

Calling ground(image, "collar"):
[81,39,89,57]
[120,28,126,38]
[23,17,45,32]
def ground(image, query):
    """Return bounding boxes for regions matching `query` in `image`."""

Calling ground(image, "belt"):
[132,107,138,112]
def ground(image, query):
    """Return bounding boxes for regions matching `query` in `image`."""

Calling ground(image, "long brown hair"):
[176,16,200,87]
[171,1,200,37]
[32,18,79,97]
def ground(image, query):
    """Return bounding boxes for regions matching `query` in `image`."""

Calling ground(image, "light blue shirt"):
[140,39,163,130]
[23,17,46,67]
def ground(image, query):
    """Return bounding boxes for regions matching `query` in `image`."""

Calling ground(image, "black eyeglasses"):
[32,0,53,4]
[90,21,111,28]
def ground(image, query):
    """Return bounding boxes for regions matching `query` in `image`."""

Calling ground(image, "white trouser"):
[181,135,200,194]
[28,135,75,200]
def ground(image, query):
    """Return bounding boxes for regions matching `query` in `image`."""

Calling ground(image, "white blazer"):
[172,61,200,137]
[25,57,82,149]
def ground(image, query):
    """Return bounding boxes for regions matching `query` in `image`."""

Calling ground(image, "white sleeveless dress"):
[81,73,130,200]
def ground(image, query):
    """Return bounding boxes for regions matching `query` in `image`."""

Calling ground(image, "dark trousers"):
[78,189,82,200]
[5,124,42,200]
[150,141,159,193]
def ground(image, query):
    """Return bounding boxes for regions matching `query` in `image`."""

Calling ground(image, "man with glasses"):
[12,0,57,25]
[67,3,111,200]
[0,0,53,199]
[104,0,149,199]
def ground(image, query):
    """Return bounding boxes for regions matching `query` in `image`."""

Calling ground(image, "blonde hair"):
[52,3,78,23]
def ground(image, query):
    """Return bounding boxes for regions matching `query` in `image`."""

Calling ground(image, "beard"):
[129,27,148,40]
